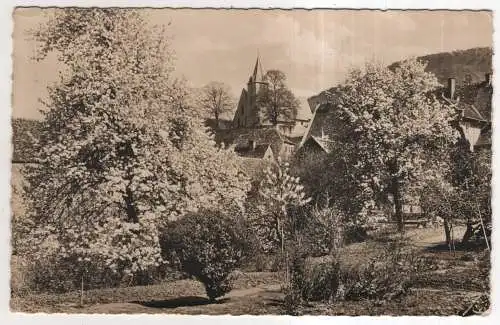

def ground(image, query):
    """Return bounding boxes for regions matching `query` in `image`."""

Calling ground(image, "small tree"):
[257,159,310,282]
[160,211,248,301]
[330,60,459,232]
[423,145,492,248]
[198,81,234,128]
[257,70,300,125]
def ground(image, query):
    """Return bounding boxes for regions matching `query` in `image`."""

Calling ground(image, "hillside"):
[307,47,492,112]
[390,47,493,86]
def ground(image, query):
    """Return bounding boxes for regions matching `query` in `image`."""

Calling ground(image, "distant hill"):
[390,47,493,86]
[307,47,493,112]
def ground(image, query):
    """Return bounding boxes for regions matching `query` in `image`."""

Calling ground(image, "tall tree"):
[330,60,459,232]
[257,70,300,125]
[23,8,250,281]
[198,81,234,128]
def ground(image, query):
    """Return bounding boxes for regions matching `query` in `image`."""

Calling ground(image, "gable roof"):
[235,143,272,159]
[298,101,337,149]
[11,118,42,163]
[238,156,272,180]
[455,80,492,122]
[309,136,334,154]
[215,126,286,158]
[475,126,492,149]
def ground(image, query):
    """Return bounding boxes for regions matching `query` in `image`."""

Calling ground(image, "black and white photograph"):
[6,6,493,316]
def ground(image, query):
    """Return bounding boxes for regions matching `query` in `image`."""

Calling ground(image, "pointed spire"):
[252,54,260,82]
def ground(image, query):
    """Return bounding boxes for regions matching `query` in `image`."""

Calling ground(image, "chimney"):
[249,140,256,151]
[485,73,492,86]
[448,78,456,100]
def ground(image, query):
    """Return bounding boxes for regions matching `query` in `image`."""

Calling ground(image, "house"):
[441,73,492,151]
[205,118,233,131]
[235,141,274,161]
[296,100,340,157]
[215,125,298,163]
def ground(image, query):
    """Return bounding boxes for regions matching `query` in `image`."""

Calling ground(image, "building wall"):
[460,120,483,151]
[233,79,260,128]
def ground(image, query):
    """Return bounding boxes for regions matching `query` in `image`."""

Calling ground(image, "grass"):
[10,226,490,315]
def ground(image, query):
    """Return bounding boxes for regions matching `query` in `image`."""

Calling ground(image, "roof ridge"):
[468,104,486,121]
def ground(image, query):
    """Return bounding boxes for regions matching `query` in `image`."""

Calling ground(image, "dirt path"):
[82,283,283,314]
[407,225,466,248]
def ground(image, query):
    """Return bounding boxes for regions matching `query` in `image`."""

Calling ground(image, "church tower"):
[232,55,264,128]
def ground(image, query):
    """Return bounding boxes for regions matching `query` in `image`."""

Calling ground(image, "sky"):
[12,8,493,120]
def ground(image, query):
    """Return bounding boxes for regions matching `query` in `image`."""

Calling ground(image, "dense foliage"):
[21,8,250,285]
[257,70,300,125]
[160,211,248,300]
[328,59,459,231]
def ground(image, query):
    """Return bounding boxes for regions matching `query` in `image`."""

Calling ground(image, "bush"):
[291,204,369,257]
[285,241,425,306]
[160,210,248,301]
[298,205,344,256]
[302,257,342,302]
[242,253,282,272]
[12,251,183,297]
[342,243,426,301]
[284,250,342,311]
[283,245,308,315]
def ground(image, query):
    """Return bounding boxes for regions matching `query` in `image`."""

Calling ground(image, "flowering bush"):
[160,211,248,301]
[21,8,250,285]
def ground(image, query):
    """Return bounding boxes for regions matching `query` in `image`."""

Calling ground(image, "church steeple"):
[252,56,260,82]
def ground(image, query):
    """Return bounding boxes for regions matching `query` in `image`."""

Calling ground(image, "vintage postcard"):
[7,6,493,318]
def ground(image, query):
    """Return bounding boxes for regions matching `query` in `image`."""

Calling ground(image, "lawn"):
[10,226,489,315]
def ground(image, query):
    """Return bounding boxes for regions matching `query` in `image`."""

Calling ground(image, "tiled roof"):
[11,118,42,163]
[475,127,492,148]
[215,126,285,158]
[238,156,271,180]
[310,136,334,154]
[448,81,492,122]
[235,143,271,159]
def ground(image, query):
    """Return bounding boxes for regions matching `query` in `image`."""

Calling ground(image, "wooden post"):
[80,273,84,307]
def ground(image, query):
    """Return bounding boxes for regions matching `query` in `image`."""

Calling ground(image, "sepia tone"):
[10,8,492,315]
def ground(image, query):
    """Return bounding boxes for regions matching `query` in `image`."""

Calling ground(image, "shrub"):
[283,245,308,315]
[298,205,344,256]
[285,241,425,306]
[302,257,342,302]
[160,210,248,301]
[243,253,282,272]
[342,243,425,301]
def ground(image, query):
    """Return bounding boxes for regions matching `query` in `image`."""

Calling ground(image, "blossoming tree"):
[330,60,459,232]
[23,8,250,284]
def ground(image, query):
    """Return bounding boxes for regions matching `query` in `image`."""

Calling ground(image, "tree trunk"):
[124,186,139,223]
[462,219,474,244]
[391,177,404,233]
[444,218,452,249]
